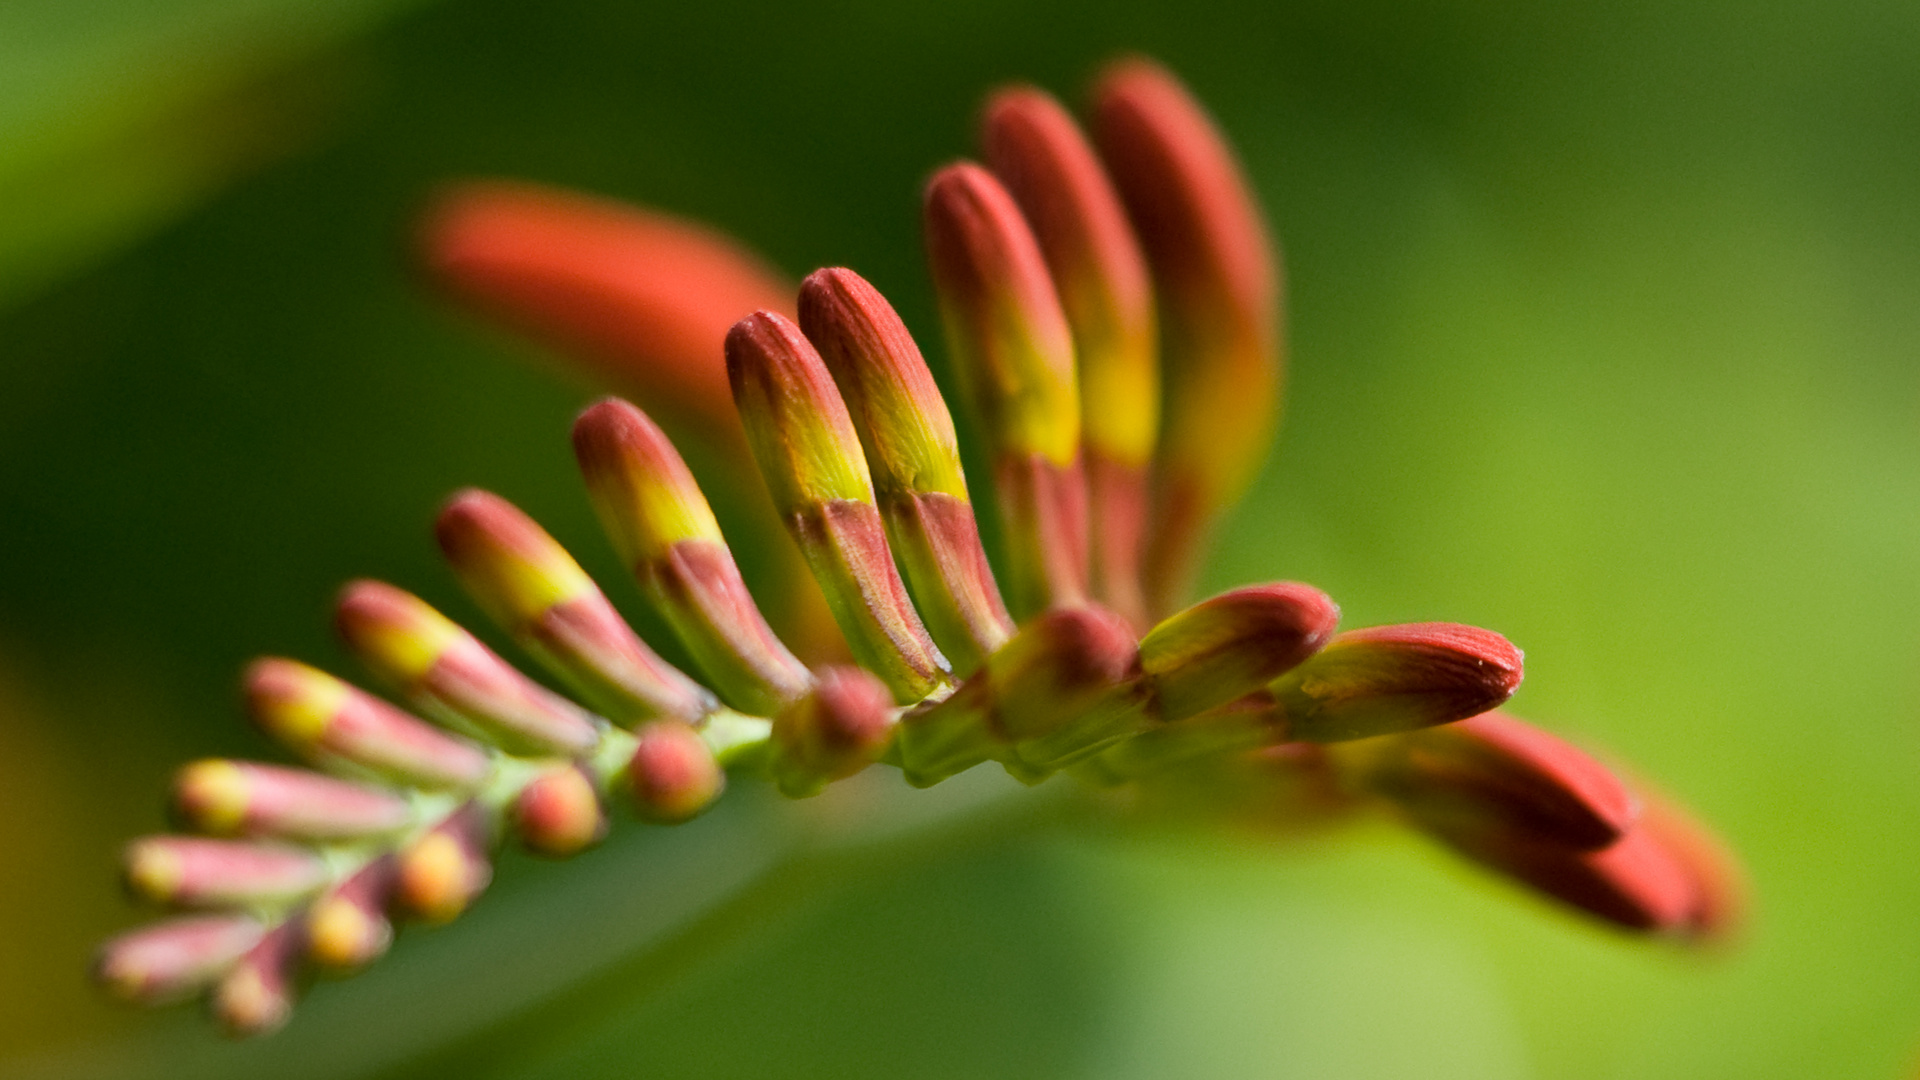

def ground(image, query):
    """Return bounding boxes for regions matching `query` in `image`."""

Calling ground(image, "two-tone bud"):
[436,490,714,724]
[628,719,726,823]
[726,311,951,702]
[123,837,330,910]
[769,666,897,798]
[172,760,412,842]
[337,580,601,757]
[305,859,397,972]
[513,765,608,857]
[924,163,1089,617]
[245,659,491,790]
[798,268,1014,675]
[1092,58,1282,614]
[1269,623,1524,742]
[984,86,1159,626]
[393,802,493,924]
[572,398,812,713]
[897,605,1142,785]
[94,915,266,1006]
[211,925,302,1036]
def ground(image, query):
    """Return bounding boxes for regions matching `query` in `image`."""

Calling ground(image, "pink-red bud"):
[1271,623,1523,742]
[245,658,492,790]
[770,666,897,797]
[628,719,725,823]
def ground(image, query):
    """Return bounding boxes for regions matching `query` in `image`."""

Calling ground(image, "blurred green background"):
[3,0,1918,1076]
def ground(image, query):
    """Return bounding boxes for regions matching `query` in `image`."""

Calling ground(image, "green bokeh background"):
[3,0,1918,1076]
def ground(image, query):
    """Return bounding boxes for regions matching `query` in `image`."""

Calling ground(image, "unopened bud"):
[572,398,811,713]
[727,311,950,702]
[1425,816,1698,934]
[210,925,301,1037]
[436,490,714,723]
[513,765,607,857]
[627,719,725,823]
[337,580,600,756]
[245,659,491,790]
[1358,711,1639,851]
[1092,58,1281,614]
[394,804,492,924]
[799,267,1013,674]
[924,163,1089,616]
[898,605,1142,785]
[173,760,412,842]
[93,915,265,1006]
[418,180,791,435]
[1138,583,1339,723]
[1270,623,1523,742]
[985,86,1158,625]
[770,666,897,797]
[305,859,396,972]
[123,837,329,910]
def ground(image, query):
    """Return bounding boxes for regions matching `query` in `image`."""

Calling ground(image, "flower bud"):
[1269,623,1523,742]
[513,765,607,857]
[1638,793,1746,942]
[1358,711,1639,851]
[245,659,491,790]
[305,859,396,972]
[394,804,493,924]
[799,267,1014,674]
[898,605,1143,785]
[985,86,1158,625]
[923,163,1089,616]
[124,836,329,910]
[572,399,811,713]
[628,719,725,823]
[173,760,413,842]
[436,489,714,724]
[418,180,791,436]
[1092,58,1281,614]
[727,311,950,702]
[94,915,266,1006]
[211,924,302,1037]
[1425,817,1698,933]
[337,580,600,756]
[1138,583,1339,723]
[770,666,897,797]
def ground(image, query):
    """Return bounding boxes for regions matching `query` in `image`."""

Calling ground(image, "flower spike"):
[923,162,1089,617]
[726,310,952,703]
[94,58,1746,1039]
[983,85,1159,627]
[1092,58,1282,615]
[436,490,715,724]
[572,398,813,713]
[798,267,1014,674]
